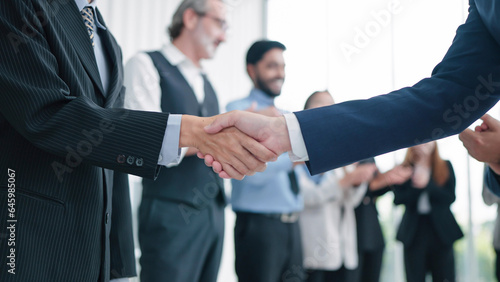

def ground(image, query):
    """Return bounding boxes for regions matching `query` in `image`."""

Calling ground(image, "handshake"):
[180,110,292,180]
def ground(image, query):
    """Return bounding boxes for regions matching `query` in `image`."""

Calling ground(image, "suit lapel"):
[96,9,123,108]
[56,1,106,98]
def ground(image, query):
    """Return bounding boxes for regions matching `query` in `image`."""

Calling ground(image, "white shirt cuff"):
[283,113,309,162]
[166,147,187,168]
[158,114,182,166]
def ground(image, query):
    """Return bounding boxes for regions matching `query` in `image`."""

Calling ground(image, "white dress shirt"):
[284,113,309,161]
[297,164,367,270]
[124,43,208,166]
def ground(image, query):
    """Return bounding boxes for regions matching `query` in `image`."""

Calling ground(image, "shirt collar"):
[74,0,107,30]
[249,88,275,107]
[162,42,204,73]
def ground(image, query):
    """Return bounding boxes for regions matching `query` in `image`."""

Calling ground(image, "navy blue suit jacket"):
[297,0,500,175]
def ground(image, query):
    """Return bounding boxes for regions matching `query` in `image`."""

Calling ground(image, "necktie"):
[288,171,300,195]
[200,73,210,116]
[81,6,95,47]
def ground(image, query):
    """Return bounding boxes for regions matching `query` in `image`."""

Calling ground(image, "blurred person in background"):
[482,166,500,282]
[226,40,304,282]
[124,0,227,281]
[351,159,413,282]
[296,91,377,282]
[460,114,500,281]
[390,142,463,282]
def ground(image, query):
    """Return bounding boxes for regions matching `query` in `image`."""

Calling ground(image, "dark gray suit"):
[137,51,225,282]
[0,1,168,281]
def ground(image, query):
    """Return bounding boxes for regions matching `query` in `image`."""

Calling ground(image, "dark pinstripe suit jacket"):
[0,0,168,281]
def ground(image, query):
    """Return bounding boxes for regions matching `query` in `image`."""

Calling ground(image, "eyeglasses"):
[198,13,228,31]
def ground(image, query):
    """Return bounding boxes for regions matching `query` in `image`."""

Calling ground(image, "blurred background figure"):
[296,91,377,282]
[350,159,407,282]
[461,115,500,282]
[483,166,500,282]
[123,0,228,281]
[226,40,304,282]
[390,141,463,282]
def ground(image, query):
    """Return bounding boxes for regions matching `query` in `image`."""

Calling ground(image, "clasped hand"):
[181,110,291,179]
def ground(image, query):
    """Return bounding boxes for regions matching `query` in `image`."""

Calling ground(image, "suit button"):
[105,212,109,224]
[126,156,135,165]
[117,154,126,164]
[136,158,144,167]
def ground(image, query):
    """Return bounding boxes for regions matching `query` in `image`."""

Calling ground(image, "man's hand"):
[459,114,500,168]
[199,110,292,178]
[180,115,278,180]
[205,110,291,154]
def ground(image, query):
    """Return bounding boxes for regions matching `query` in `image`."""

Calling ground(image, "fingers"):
[204,111,238,134]
[204,154,215,167]
[481,114,499,130]
[212,161,223,174]
[218,171,231,179]
[242,137,278,164]
[458,128,475,143]
[474,125,486,132]
[220,162,245,180]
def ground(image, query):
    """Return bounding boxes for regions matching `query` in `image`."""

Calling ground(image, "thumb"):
[204,111,238,134]
[481,114,500,130]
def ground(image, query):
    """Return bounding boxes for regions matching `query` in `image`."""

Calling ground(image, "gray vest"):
[141,51,224,207]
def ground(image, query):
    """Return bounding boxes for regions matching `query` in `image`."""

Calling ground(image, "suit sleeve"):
[0,0,168,179]
[297,1,500,174]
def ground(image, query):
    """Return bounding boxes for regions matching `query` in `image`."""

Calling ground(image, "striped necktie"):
[81,6,95,47]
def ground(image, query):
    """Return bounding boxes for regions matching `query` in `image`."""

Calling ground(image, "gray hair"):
[168,0,210,41]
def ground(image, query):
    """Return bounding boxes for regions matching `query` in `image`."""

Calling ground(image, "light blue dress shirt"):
[226,89,303,213]
[75,0,181,167]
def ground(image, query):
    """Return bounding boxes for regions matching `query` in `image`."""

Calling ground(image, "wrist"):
[277,116,292,152]
[179,115,213,149]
